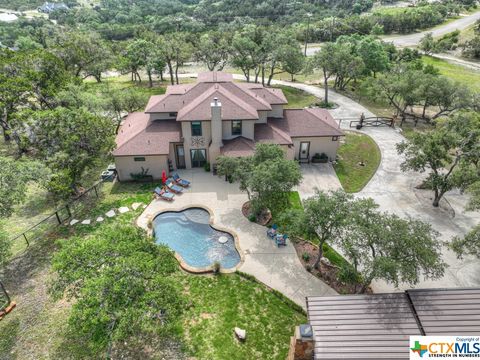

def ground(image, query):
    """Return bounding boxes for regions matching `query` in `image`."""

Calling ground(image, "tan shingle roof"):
[220,137,256,157]
[114,113,181,156]
[239,83,288,104]
[144,72,276,115]
[269,109,344,138]
[254,123,292,145]
[176,85,259,121]
[198,71,233,83]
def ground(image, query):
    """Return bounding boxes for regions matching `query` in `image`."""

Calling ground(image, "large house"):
[114,72,344,181]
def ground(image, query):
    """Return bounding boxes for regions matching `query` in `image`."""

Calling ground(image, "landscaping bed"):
[293,240,364,294]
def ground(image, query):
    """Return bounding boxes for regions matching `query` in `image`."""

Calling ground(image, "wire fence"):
[8,174,115,255]
[1,174,116,312]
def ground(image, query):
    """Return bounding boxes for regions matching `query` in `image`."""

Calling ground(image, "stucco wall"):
[222,120,255,140]
[292,136,340,162]
[267,105,284,119]
[115,155,169,181]
[256,111,268,124]
[181,121,211,169]
[149,112,176,121]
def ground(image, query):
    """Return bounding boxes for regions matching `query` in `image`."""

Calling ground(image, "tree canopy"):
[50,223,184,355]
[216,144,302,214]
[397,111,480,207]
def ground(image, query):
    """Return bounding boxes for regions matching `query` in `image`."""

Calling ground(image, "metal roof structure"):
[306,288,480,360]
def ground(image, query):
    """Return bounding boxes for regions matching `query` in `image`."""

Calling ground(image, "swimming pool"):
[153,208,241,271]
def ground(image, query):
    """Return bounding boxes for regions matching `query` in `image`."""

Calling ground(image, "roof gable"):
[176,85,259,121]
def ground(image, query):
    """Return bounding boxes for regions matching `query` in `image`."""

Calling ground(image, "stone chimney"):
[209,97,223,171]
[287,325,314,360]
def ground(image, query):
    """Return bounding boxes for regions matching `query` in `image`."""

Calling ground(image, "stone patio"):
[136,169,337,309]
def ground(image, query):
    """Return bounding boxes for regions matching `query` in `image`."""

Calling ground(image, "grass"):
[422,55,480,92]
[1,181,305,359]
[274,85,320,109]
[334,132,381,193]
[179,273,305,360]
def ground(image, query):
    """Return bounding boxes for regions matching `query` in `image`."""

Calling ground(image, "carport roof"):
[306,287,480,360]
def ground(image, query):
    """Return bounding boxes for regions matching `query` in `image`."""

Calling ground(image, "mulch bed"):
[241,201,272,226]
[293,240,370,294]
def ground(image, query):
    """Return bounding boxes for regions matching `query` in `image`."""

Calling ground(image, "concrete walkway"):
[137,169,337,309]
[296,163,342,200]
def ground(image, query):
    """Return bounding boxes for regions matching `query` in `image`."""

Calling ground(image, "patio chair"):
[153,187,175,201]
[267,224,278,239]
[173,173,190,187]
[166,178,184,194]
[275,234,288,247]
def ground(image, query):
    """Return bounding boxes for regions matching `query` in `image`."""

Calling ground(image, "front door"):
[190,149,207,168]
[175,145,186,169]
[299,142,310,162]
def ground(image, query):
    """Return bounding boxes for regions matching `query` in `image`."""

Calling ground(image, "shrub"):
[204,162,211,172]
[212,261,221,274]
[248,213,256,222]
[338,264,360,285]
[302,252,310,262]
[306,265,312,272]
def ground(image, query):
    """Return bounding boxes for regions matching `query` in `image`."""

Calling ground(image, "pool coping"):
[148,204,245,274]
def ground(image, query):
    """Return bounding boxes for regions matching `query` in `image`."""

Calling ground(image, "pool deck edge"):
[141,204,245,275]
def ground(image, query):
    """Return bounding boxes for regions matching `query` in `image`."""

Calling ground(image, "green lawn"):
[334,132,381,193]
[1,182,305,360]
[274,85,320,109]
[179,272,305,360]
[422,55,480,92]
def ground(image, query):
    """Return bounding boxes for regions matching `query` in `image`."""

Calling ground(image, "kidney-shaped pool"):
[153,208,241,271]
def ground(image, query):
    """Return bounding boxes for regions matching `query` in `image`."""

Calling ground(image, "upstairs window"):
[169,112,177,118]
[232,120,242,136]
[191,121,202,136]
[134,157,146,162]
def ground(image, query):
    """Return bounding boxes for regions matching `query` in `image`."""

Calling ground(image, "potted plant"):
[312,153,329,163]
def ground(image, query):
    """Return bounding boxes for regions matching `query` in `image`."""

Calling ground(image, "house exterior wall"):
[149,112,176,121]
[292,136,340,162]
[268,105,284,118]
[222,120,255,140]
[181,121,211,169]
[256,111,268,124]
[115,155,169,181]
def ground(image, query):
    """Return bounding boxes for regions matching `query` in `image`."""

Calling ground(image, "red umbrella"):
[162,170,167,185]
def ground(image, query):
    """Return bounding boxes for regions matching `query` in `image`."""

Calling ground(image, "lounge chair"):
[166,178,184,194]
[275,234,288,247]
[154,187,175,201]
[173,173,190,187]
[267,224,278,239]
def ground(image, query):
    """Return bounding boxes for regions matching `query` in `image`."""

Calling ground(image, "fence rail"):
[1,174,116,312]
[349,117,394,128]
[8,174,116,256]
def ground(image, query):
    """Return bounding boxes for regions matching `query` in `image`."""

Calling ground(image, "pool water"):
[153,208,241,270]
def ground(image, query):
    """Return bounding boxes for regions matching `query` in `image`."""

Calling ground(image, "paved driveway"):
[137,169,337,309]
[269,79,480,292]
[297,163,342,200]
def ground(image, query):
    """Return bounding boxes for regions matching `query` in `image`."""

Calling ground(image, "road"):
[305,10,480,56]
[383,11,480,47]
